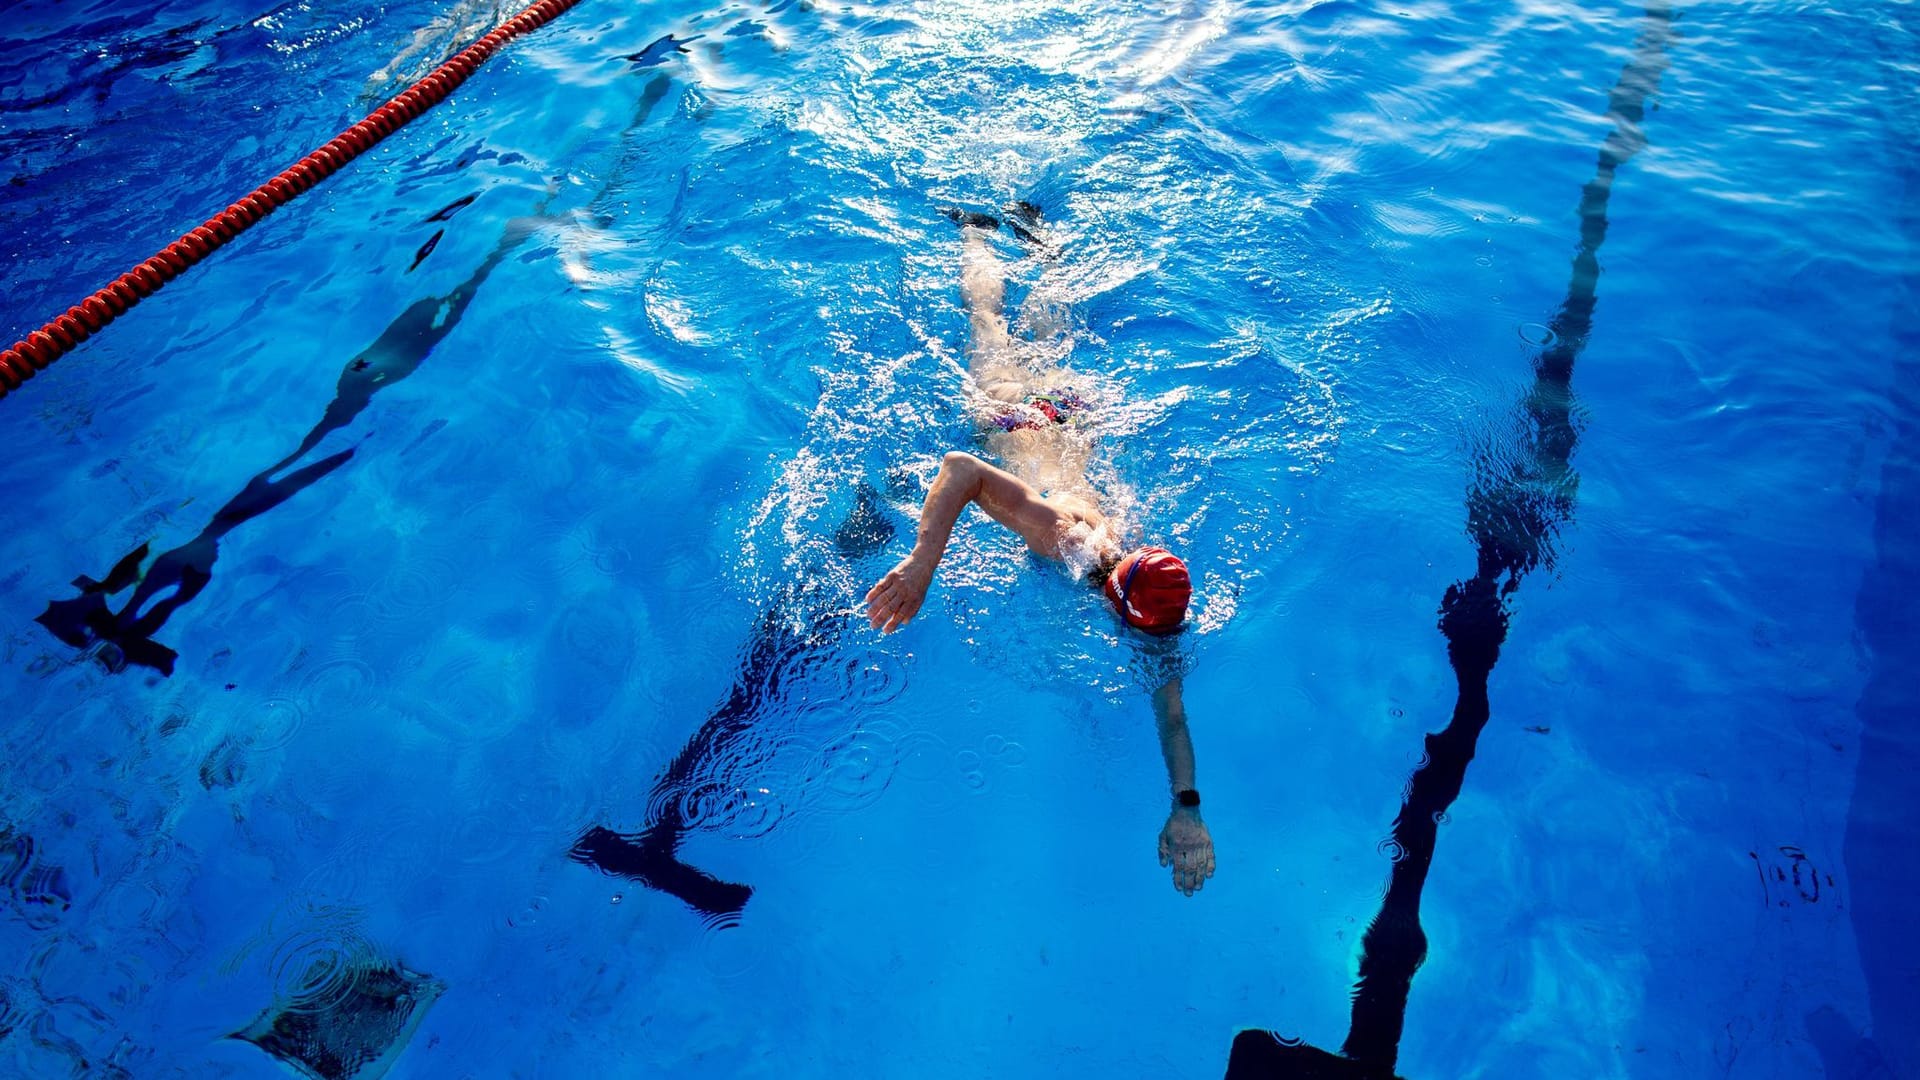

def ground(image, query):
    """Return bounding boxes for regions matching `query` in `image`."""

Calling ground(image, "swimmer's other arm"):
[865,452,1064,633]
[1153,676,1215,896]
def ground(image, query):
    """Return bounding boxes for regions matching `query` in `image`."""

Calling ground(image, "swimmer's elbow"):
[940,451,986,496]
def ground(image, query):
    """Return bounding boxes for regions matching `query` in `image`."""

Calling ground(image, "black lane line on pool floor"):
[33,192,516,677]
[1224,6,1673,1078]
[1829,12,1920,1075]
[569,485,894,920]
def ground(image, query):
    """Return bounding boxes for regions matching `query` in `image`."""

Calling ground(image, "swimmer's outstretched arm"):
[865,452,1065,633]
[1152,676,1215,896]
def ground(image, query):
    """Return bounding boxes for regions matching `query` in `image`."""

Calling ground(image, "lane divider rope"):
[0,0,585,402]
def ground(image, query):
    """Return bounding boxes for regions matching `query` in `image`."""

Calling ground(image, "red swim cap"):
[1103,546,1191,634]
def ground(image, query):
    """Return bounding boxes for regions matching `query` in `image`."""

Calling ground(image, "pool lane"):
[1226,5,1673,1076]
[1834,39,1920,1072]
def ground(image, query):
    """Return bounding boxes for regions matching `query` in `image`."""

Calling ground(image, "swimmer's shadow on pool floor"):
[569,482,896,919]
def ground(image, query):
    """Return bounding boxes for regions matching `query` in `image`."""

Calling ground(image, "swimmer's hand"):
[864,555,934,634]
[1159,805,1215,896]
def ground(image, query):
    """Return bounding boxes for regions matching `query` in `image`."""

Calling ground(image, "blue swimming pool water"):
[2,0,1915,1076]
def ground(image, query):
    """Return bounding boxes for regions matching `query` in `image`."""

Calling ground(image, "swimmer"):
[360,0,516,105]
[865,205,1214,896]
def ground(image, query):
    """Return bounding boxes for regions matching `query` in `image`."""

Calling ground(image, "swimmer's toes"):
[942,206,1000,231]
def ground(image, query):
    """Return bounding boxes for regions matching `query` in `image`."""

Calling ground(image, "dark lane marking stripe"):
[1227,6,1674,1076]
[1837,13,1920,1072]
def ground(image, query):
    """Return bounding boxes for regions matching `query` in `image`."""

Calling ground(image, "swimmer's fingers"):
[1183,856,1209,895]
[1166,835,1214,896]
[883,591,922,633]
[1188,843,1216,896]
[863,581,889,630]
[867,595,901,633]
[864,571,902,628]
[866,560,931,634]
[865,575,916,634]
[1172,858,1194,895]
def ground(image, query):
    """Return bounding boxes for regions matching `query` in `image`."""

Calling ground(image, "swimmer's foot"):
[941,206,1000,231]
[1004,200,1043,243]
[1003,199,1059,258]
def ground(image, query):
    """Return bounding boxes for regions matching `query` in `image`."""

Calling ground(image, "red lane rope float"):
[0,0,585,403]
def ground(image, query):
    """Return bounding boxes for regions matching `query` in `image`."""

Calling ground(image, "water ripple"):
[297,657,380,719]
[371,555,452,623]
[265,925,381,1017]
[808,726,898,814]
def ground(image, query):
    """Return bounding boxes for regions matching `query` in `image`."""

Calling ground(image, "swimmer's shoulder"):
[1038,489,1100,519]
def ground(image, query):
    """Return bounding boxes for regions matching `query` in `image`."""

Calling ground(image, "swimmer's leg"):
[960,227,1012,359]
[958,226,1032,408]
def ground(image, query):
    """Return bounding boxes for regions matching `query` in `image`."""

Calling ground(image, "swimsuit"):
[993,388,1089,432]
